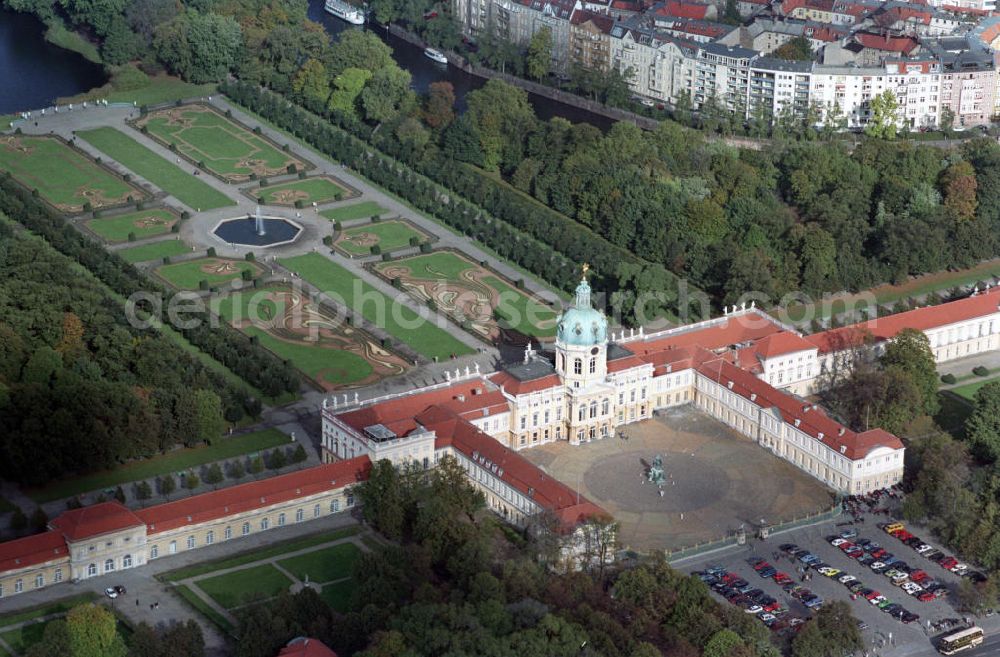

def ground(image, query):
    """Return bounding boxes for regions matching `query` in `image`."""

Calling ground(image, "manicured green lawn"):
[336,220,426,255]
[242,325,373,387]
[117,239,191,263]
[139,106,303,180]
[319,580,354,612]
[157,257,259,290]
[0,621,47,654]
[256,177,346,205]
[280,253,472,360]
[78,127,233,211]
[27,429,289,503]
[61,74,216,106]
[378,252,556,337]
[87,208,178,242]
[392,251,475,280]
[0,135,141,212]
[277,542,361,584]
[484,275,557,338]
[951,375,1000,401]
[0,594,97,629]
[161,527,360,582]
[173,584,235,634]
[321,201,388,222]
[197,564,293,609]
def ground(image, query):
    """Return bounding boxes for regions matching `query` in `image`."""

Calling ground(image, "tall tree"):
[526,27,552,81]
[865,91,899,140]
[881,328,939,417]
[968,381,1000,462]
[66,604,127,657]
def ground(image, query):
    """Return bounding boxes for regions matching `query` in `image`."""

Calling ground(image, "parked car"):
[828,536,847,547]
[803,597,824,609]
[869,595,887,606]
[773,572,792,585]
[838,574,857,585]
[840,529,858,539]
[951,564,968,575]
[916,591,936,602]
[780,543,799,553]
[744,605,763,614]
[939,556,959,569]
[910,570,929,584]
[888,571,909,585]
[848,582,866,594]
[901,611,920,624]
[915,544,934,554]
[902,582,923,595]
[870,562,889,573]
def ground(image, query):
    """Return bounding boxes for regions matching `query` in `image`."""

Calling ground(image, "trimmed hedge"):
[219,81,695,316]
[0,179,300,398]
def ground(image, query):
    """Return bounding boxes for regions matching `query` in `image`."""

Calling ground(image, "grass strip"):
[160,526,361,582]
[27,429,289,503]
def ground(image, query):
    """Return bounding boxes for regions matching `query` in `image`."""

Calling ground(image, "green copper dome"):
[557,277,608,347]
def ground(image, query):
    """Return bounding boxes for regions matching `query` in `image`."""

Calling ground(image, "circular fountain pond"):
[213,213,302,248]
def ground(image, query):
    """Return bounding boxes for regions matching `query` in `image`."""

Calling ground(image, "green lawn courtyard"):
[197,564,293,609]
[213,287,380,389]
[78,127,234,211]
[321,200,388,222]
[0,593,98,655]
[164,529,365,626]
[157,257,261,290]
[137,105,306,182]
[276,542,361,583]
[279,253,472,360]
[27,428,289,503]
[950,375,1000,401]
[117,239,190,263]
[255,177,348,206]
[0,135,142,213]
[86,208,179,242]
[335,219,429,256]
[375,251,557,339]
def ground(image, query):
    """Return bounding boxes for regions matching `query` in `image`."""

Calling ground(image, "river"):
[0,4,612,129]
[306,0,613,129]
[0,10,106,114]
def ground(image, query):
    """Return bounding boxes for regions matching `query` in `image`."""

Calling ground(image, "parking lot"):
[680,509,992,656]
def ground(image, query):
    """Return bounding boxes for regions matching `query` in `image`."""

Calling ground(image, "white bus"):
[938,627,985,655]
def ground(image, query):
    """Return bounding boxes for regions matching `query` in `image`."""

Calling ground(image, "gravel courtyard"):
[522,406,834,552]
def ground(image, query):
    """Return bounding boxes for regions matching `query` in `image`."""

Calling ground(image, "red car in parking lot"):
[773,572,792,585]
[910,570,928,584]
[940,556,959,570]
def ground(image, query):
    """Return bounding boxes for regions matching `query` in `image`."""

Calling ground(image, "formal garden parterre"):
[77,126,234,211]
[117,238,192,263]
[156,256,263,290]
[251,175,356,207]
[372,249,558,342]
[213,283,410,390]
[86,207,180,243]
[134,104,310,183]
[333,218,433,257]
[320,200,387,223]
[280,252,474,361]
[0,134,146,213]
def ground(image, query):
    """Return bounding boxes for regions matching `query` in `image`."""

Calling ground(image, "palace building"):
[4,273,999,597]
[321,271,927,506]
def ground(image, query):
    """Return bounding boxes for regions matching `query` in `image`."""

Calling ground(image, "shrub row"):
[0,178,300,399]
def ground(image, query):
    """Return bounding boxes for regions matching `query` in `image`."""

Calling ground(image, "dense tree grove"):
[233,455,802,657]
[26,605,204,657]
[0,187,297,485]
[10,0,1000,313]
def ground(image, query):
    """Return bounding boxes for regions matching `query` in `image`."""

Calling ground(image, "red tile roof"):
[335,379,506,436]
[136,458,371,535]
[626,312,786,355]
[607,354,649,373]
[489,371,563,395]
[49,502,144,542]
[416,406,606,531]
[853,32,919,54]
[696,359,903,459]
[571,8,616,31]
[278,638,338,657]
[748,332,816,359]
[656,0,711,19]
[0,531,67,573]
[807,287,1000,354]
